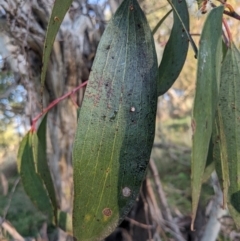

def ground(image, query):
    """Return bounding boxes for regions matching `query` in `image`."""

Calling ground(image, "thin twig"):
[147,172,189,238]
[222,18,233,44]
[2,177,20,223]
[0,177,22,241]
[149,159,186,241]
[0,216,24,241]
[211,2,240,20]
[190,33,201,36]
[31,81,88,130]
[125,217,155,230]
[70,94,79,108]
[223,9,240,20]
[167,0,198,58]
[141,190,152,240]
[146,178,164,223]
[146,187,186,240]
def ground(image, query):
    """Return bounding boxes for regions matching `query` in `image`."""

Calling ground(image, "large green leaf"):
[218,43,240,227]
[17,132,53,220]
[35,115,58,221]
[157,0,189,96]
[191,6,223,229]
[72,0,158,240]
[41,0,73,88]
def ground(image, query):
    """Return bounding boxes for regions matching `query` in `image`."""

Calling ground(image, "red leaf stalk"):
[31,81,88,131]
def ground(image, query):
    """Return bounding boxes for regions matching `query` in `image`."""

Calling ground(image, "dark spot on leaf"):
[106,45,110,50]
[102,208,112,217]
[54,16,60,22]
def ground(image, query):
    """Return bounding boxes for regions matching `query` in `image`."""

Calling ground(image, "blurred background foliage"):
[0,0,240,240]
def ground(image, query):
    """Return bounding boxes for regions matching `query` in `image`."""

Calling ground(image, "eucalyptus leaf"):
[72,0,158,240]
[191,6,223,229]
[17,132,53,220]
[158,0,189,96]
[218,43,240,227]
[36,115,58,221]
[41,0,73,89]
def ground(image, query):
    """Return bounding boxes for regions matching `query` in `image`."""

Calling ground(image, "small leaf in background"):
[41,0,73,89]
[157,0,189,96]
[36,115,58,221]
[72,0,158,240]
[217,43,240,227]
[17,132,53,220]
[191,6,223,229]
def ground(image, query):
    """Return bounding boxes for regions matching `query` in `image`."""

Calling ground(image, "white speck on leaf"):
[122,187,131,197]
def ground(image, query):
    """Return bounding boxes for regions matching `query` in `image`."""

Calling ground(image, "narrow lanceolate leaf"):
[17,132,53,220]
[191,6,223,229]
[36,115,58,221]
[158,0,189,96]
[72,0,158,240]
[213,109,229,208]
[218,44,240,227]
[41,0,73,88]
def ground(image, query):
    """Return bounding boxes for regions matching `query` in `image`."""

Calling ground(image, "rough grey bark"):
[0,0,104,211]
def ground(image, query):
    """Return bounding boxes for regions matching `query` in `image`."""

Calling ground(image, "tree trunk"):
[0,0,104,211]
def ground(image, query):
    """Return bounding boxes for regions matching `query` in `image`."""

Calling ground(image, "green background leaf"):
[41,0,73,88]
[36,115,58,221]
[157,0,189,96]
[17,132,53,220]
[218,44,240,227]
[191,6,223,229]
